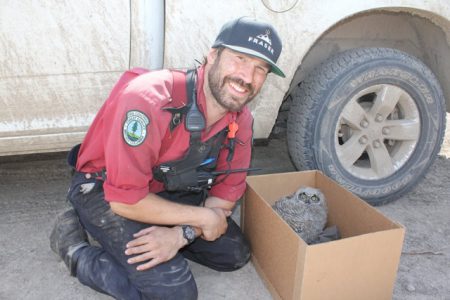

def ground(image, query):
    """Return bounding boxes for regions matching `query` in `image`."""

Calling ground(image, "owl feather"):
[272,187,327,244]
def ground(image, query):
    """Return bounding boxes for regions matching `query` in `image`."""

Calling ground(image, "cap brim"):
[221,44,285,78]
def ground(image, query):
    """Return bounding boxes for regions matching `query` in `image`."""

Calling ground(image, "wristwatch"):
[181,225,196,245]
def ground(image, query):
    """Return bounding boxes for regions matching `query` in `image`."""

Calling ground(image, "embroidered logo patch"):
[123,110,149,146]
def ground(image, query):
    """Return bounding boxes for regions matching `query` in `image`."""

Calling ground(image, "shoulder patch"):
[123,110,150,146]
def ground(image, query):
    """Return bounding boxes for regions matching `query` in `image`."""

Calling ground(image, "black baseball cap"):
[212,17,285,77]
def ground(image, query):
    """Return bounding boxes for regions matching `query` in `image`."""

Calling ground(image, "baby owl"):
[272,186,328,244]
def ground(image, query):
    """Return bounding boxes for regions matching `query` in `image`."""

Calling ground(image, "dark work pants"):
[67,172,250,300]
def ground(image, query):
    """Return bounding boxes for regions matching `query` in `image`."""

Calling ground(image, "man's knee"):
[133,257,198,299]
[224,220,252,269]
[234,241,251,270]
[183,219,252,272]
[206,234,251,272]
[221,236,251,271]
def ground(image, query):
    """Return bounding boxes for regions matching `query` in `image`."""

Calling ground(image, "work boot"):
[50,208,89,277]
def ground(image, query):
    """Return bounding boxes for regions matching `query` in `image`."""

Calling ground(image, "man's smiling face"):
[207,48,270,112]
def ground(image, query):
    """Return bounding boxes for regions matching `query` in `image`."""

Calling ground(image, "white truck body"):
[2,0,449,203]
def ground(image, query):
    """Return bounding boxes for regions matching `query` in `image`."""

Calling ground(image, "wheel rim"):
[335,84,421,180]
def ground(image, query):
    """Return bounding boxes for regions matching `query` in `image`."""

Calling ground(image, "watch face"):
[182,225,196,244]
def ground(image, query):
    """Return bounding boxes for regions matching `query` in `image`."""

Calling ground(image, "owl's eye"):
[311,195,320,202]
[299,192,307,201]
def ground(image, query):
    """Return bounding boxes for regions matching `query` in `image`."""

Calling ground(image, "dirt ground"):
[0,114,448,299]
[375,114,450,299]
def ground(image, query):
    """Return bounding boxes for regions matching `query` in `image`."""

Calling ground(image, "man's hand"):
[200,207,231,241]
[125,226,185,271]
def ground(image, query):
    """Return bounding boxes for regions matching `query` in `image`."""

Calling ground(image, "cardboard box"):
[242,171,405,300]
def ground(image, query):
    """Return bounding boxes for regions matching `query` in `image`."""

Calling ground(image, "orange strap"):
[228,121,239,139]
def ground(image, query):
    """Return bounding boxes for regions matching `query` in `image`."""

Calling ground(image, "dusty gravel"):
[0,114,448,300]
[375,114,450,300]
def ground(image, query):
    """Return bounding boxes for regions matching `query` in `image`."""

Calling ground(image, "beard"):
[207,58,256,112]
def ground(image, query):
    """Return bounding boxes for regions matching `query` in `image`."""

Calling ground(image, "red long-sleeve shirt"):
[76,66,253,204]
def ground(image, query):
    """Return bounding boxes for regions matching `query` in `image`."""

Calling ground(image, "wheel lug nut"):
[373,140,381,148]
[360,120,369,128]
[375,114,384,122]
[382,127,390,135]
[359,136,368,144]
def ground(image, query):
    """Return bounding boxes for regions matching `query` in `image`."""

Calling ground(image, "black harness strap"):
[163,106,189,132]
[153,69,229,192]
[163,69,205,133]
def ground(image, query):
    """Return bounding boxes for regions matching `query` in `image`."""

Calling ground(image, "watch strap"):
[181,225,196,245]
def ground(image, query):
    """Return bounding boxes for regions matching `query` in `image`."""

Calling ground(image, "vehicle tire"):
[287,47,446,205]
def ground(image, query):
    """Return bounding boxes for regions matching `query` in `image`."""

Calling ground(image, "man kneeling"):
[50,16,284,299]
